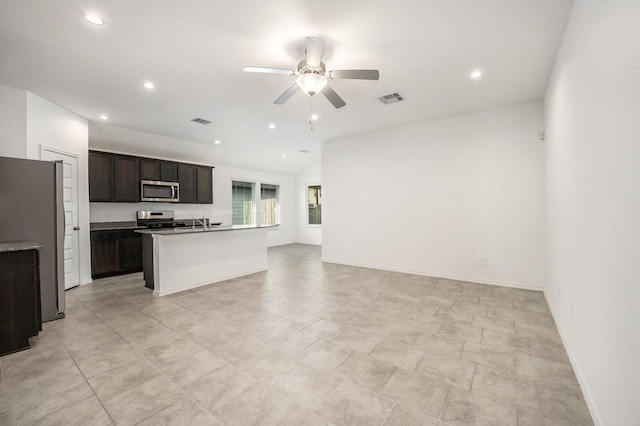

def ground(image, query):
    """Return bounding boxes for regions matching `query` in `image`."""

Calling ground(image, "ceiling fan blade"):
[274,84,299,105]
[305,37,324,68]
[321,84,346,109]
[243,66,294,75]
[329,69,380,80]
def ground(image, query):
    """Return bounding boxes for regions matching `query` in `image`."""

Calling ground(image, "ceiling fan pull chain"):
[309,98,314,131]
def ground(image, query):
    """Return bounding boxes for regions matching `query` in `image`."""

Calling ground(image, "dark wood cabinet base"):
[0,248,42,357]
[91,229,142,279]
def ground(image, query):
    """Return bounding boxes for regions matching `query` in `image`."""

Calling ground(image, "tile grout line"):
[134,348,229,425]
[41,325,117,425]
[379,401,396,425]
[437,384,453,422]
[84,290,230,425]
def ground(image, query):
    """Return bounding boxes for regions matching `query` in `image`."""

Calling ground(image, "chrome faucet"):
[192,217,209,230]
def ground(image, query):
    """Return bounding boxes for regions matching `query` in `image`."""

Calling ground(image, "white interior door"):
[42,147,80,289]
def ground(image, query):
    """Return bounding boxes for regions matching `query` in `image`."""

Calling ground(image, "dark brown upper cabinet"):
[114,155,140,202]
[140,158,160,181]
[178,163,197,204]
[160,161,178,182]
[89,150,212,204]
[140,158,178,182]
[89,151,114,202]
[89,151,140,202]
[196,166,213,204]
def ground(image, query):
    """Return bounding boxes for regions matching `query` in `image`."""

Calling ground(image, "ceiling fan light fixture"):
[296,73,327,96]
[85,15,104,25]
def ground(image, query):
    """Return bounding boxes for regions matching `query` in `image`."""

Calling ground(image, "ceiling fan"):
[243,37,379,109]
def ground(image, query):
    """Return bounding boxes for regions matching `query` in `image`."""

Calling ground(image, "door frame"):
[40,144,81,290]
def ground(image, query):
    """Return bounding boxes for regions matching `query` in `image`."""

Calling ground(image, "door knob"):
[73,226,80,231]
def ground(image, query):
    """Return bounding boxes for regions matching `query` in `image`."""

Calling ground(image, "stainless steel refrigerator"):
[0,156,65,322]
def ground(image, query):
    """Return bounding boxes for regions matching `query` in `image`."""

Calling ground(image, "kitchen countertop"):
[135,224,279,235]
[0,241,43,252]
[90,221,144,231]
[90,219,218,231]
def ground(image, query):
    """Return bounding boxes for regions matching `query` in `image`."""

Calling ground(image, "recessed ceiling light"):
[311,114,318,121]
[85,15,104,25]
[281,154,287,158]
[214,140,221,144]
[143,82,155,89]
[470,70,483,79]
[269,123,276,129]
[99,114,108,120]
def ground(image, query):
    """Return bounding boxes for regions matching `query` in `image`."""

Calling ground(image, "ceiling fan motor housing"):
[297,60,326,76]
[296,60,327,95]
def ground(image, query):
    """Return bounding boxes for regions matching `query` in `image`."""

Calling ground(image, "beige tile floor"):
[0,244,593,425]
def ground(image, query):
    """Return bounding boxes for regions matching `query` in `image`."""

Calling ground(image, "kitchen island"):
[137,225,277,296]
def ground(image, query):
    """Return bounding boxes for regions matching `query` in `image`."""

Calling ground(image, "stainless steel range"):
[136,210,186,229]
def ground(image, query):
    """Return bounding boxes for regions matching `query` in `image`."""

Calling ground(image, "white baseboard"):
[153,267,268,297]
[320,257,543,291]
[543,291,600,425]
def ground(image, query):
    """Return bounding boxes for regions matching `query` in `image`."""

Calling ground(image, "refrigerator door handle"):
[54,161,65,318]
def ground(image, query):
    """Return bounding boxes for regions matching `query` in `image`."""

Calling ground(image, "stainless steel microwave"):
[140,180,180,202]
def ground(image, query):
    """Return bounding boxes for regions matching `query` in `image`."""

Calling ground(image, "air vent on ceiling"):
[191,118,212,125]
[378,93,404,105]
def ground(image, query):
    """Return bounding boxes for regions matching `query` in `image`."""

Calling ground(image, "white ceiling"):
[0,0,574,174]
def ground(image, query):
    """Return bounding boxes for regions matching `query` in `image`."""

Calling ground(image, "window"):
[307,185,321,225]
[260,183,280,225]
[232,181,255,225]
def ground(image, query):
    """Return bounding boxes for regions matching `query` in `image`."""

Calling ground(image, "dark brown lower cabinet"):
[90,234,119,276]
[91,230,142,279]
[119,233,143,272]
[0,248,42,356]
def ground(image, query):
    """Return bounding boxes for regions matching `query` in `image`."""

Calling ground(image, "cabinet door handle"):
[73,226,80,231]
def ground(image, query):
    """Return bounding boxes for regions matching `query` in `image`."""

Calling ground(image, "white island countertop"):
[135,224,278,236]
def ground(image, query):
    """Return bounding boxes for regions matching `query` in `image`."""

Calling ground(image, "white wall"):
[0,86,91,285]
[26,93,91,285]
[0,84,27,158]
[295,163,322,245]
[322,100,545,289]
[544,0,640,424]
[89,123,296,247]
